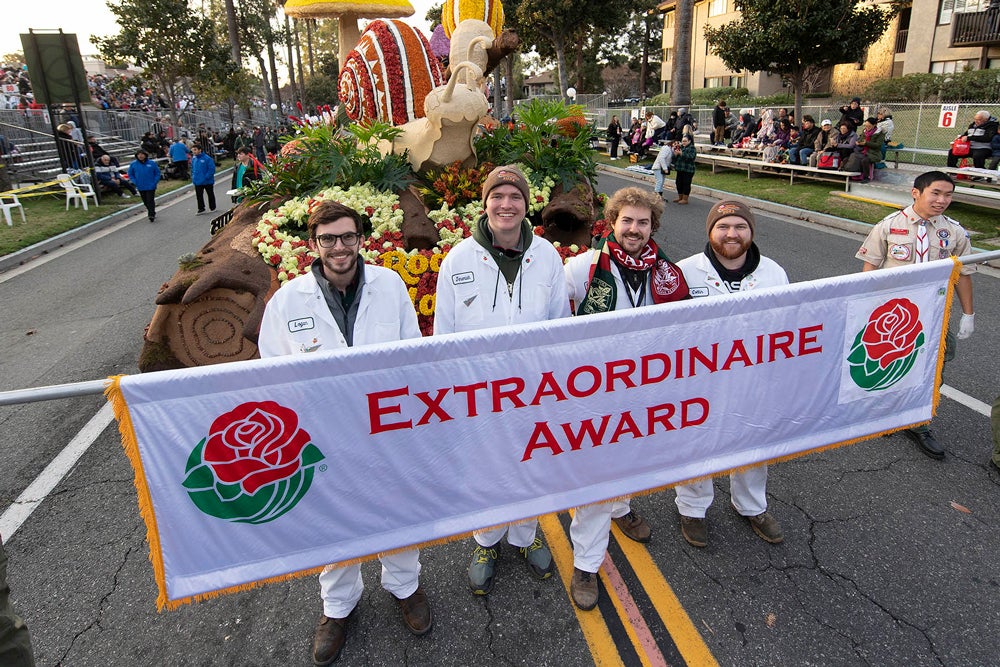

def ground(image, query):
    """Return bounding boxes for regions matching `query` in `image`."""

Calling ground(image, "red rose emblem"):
[861,298,924,369]
[203,401,312,495]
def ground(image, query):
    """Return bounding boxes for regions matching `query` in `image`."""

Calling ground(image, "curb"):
[0,167,234,274]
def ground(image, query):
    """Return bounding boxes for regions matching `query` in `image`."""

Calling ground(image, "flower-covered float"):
[139,1,606,371]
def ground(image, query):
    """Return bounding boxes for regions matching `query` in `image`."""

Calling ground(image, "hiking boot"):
[468,545,498,595]
[396,586,432,635]
[517,537,553,579]
[745,511,784,544]
[613,511,652,543]
[312,614,349,666]
[570,568,599,610]
[680,515,708,547]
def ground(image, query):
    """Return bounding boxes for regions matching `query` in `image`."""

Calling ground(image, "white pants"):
[319,549,421,618]
[570,499,632,573]
[474,519,539,549]
[674,466,768,518]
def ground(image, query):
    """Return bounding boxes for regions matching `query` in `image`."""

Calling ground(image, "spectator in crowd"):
[643,110,666,151]
[674,201,789,549]
[712,99,727,146]
[855,171,976,459]
[851,116,884,181]
[675,107,696,138]
[128,148,162,222]
[808,119,835,167]
[190,144,217,215]
[776,107,789,126]
[55,123,80,171]
[562,187,689,610]
[946,109,998,169]
[838,97,864,131]
[651,140,674,199]
[833,121,858,163]
[672,134,697,205]
[989,131,1000,170]
[434,165,570,597]
[168,138,190,181]
[66,120,84,143]
[253,126,266,162]
[607,115,622,160]
[86,136,109,162]
[627,118,644,155]
[231,147,263,202]
[0,534,35,667]
[724,108,738,142]
[762,117,792,162]
[257,201,432,666]
[140,132,160,158]
[665,110,680,141]
[789,115,821,165]
[756,109,775,144]
[94,154,137,197]
[875,107,894,163]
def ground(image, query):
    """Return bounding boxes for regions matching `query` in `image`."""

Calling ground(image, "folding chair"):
[0,192,25,226]
[57,173,98,210]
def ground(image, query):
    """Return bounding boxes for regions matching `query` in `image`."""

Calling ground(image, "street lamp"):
[270,102,278,128]
[566,87,576,105]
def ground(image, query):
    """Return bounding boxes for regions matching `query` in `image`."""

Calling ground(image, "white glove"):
[957,313,975,340]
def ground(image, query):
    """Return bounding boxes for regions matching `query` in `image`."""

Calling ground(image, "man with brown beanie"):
[674,200,789,548]
[435,164,570,595]
[563,186,690,610]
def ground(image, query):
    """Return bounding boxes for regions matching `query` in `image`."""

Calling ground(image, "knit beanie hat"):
[706,200,756,236]
[481,164,530,205]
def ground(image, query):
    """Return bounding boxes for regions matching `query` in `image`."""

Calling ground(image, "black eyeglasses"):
[314,232,361,248]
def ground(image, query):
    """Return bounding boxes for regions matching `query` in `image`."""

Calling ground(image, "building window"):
[939,0,987,25]
[663,48,672,62]
[664,12,674,29]
[729,75,744,88]
[705,76,725,88]
[708,0,727,17]
[931,59,971,73]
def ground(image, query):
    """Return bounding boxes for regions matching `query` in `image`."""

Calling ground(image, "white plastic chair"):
[57,173,98,210]
[0,192,25,226]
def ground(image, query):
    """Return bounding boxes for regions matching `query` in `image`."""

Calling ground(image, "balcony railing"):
[951,9,1000,47]
[895,28,908,53]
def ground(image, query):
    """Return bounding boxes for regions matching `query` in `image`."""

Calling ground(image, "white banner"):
[108,260,958,609]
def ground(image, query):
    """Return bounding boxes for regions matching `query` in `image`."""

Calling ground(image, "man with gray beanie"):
[434,164,570,595]
[674,200,789,548]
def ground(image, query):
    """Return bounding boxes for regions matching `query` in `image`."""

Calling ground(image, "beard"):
[321,251,358,280]
[710,237,751,261]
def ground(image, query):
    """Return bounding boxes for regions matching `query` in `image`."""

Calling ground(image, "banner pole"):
[2,250,999,409]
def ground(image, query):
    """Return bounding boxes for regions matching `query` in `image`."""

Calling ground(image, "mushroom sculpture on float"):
[282,0,415,67]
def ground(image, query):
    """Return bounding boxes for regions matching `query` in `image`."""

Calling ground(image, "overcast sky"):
[3,0,437,73]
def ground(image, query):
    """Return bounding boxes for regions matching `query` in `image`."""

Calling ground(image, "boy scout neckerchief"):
[577,232,690,315]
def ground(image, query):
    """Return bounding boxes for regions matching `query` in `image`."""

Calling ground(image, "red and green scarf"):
[577,232,690,315]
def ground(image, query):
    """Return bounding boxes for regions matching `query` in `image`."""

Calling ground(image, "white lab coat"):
[258,264,421,357]
[257,262,422,617]
[674,249,788,519]
[433,235,570,335]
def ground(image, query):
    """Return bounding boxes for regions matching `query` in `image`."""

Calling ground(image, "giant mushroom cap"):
[283,0,415,66]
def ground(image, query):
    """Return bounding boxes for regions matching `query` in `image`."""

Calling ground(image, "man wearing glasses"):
[258,201,431,666]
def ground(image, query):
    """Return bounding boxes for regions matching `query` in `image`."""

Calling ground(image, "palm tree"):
[670,0,694,107]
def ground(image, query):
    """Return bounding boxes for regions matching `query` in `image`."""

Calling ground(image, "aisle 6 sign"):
[939,104,960,128]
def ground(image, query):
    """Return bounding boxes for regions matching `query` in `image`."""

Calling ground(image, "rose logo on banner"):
[182,401,325,524]
[846,298,925,391]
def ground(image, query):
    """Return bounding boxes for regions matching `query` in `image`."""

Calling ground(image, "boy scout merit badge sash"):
[578,232,690,315]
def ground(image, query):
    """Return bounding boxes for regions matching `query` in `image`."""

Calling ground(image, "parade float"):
[139,0,604,371]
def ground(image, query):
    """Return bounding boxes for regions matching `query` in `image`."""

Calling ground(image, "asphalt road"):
[1,171,998,666]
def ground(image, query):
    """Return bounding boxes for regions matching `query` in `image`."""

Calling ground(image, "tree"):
[670,0,694,108]
[704,0,893,120]
[95,0,226,128]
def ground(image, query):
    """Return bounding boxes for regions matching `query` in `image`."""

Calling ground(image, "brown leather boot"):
[677,195,689,205]
[396,586,433,635]
[312,614,349,665]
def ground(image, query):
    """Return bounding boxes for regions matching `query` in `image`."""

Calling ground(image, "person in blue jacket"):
[168,138,190,180]
[127,149,162,222]
[190,144,217,215]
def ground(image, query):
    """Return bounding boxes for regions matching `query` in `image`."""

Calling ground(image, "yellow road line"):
[611,523,719,667]
[539,513,624,667]
[599,553,664,666]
